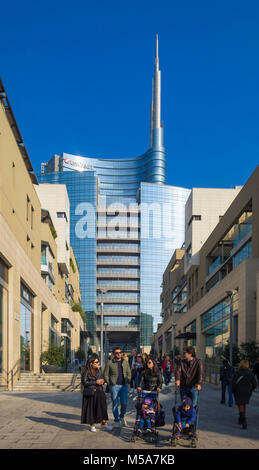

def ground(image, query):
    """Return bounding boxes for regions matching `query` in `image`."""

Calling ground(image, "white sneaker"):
[102,423,113,431]
[90,425,97,432]
[120,418,127,427]
[114,421,120,428]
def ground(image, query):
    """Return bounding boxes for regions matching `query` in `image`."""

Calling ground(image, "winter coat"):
[253,361,259,379]
[139,368,162,391]
[162,360,174,374]
[232,369,257,405]
[220,364,235,384]
[175,358,203,388]
[81,368,104,395]
[132,363,144,379]
[176,405,196,425]
[103,358,131,386]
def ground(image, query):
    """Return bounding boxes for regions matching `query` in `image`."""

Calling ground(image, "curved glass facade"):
[61,148,166,199]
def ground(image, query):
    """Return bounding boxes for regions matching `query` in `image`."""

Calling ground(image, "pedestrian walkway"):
[0,383,258,449]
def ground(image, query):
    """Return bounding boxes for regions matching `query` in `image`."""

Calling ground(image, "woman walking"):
[138,358,162,392]
[81,356,112,432]
[232,360,257,429]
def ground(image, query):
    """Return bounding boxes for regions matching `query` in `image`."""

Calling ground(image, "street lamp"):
[104,322,109,363]
[97,288,109,369]
[225,289,238,366]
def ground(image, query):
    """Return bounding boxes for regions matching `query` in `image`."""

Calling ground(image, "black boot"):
[238,413,242,424]
[240,412,247,429]
[242,414,247,429]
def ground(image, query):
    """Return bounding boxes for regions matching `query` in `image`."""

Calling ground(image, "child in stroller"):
[171,395,198,448]
[136,396,156,433]
[130,391,161,443]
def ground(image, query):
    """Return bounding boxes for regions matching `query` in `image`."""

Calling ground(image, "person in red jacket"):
[162,355,174,386]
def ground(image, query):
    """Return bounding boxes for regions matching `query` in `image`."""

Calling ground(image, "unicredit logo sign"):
[63,157,93,171]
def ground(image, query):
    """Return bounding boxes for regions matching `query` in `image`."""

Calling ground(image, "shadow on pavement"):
[43,411,80,420]
[25,415,83,431]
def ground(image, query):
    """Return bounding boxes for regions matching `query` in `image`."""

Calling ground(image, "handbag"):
[155,408,165,427]
[83,386,95,397]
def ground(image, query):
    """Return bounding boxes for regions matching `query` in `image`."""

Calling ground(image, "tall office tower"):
[38,37,190,353]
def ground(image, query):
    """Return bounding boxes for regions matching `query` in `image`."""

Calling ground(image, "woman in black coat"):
[137,358,162,392]
[81,356,112,432]
[232,360,257,429]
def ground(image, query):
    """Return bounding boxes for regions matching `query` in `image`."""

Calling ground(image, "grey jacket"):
[103,358,131,386]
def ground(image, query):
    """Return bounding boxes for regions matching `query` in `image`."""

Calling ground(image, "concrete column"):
[196,315,206,362]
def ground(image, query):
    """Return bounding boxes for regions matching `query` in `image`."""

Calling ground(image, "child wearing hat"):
[136,396,156,433]
[174,397,196,439]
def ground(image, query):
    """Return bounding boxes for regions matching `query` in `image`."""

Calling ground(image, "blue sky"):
[1,0,258,189]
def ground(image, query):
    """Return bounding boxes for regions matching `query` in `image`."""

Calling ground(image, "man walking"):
[220,359,234,406]
[104,347,131,428]
[175,346,203,407]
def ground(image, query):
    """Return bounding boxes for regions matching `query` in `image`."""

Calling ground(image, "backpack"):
[155,406,165,427]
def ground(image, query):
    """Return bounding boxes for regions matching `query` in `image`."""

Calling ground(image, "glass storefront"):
[20,283,34,371]
[202,295,238,359]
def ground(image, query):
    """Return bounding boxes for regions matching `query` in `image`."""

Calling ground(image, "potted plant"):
[41,345,66,373]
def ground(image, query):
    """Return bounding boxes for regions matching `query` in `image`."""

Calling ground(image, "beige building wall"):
[35,184,70,275]
[0,83,84,389]
[153,165,259,362]
[185,187,241,273]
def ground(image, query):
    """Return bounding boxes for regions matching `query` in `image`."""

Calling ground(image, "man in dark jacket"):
[220,359,235,406]
[175,346,203,407]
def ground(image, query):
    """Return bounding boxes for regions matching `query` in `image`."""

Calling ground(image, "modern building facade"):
[0,78,85,389]
[152,169,259,363]
[39,37,190,353]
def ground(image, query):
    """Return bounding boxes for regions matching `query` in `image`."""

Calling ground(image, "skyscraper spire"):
[150,34,162,148]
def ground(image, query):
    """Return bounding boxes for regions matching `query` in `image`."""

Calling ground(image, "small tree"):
[41,345,65,367]
[75,348,86,362]
[72,301,86,322]
[239,341,259,367]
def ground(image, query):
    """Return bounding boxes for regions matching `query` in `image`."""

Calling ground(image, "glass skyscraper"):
[38,37,190,353]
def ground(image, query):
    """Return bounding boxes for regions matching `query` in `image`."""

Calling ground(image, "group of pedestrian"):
[80,345,258,434]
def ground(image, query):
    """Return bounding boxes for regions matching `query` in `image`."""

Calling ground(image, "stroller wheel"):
[170,437,177,447]
[190,436,197,448]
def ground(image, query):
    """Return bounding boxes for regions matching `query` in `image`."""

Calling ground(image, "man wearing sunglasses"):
[104,348,131,428]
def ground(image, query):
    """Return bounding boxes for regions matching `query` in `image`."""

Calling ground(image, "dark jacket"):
[132,363,144,379]
[232,369,257,405]
[103,358,131,386]
[129,355,137,370]
[81,368,104,395]
[139,368,162,391]
[176,405,196,425]
[175,358,203,388]
[253,361,259,379]
[220,363,235,384]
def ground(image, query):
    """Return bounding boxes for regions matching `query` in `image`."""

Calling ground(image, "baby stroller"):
[130,390,165,443]
[170,389,199,448]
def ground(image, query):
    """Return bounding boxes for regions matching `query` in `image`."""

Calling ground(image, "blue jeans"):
[221,380,233,406]
[163,372,171,385]
[110,385,128,422]
[138,418,152,430]
[180,386,199,407]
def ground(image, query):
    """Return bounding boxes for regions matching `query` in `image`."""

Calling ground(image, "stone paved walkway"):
[0,382,258,449]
